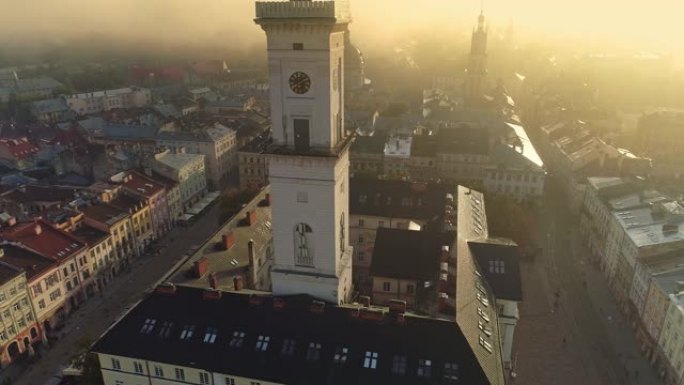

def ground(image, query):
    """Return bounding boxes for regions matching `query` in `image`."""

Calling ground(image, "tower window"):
[293,43,304,50]
[363,351,378,369]
[294,223,314,266]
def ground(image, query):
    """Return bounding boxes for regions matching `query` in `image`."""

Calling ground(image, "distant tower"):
[464,11,488,105]
[255,0,353,304]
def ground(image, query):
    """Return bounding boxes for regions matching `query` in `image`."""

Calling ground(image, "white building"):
[157,123,238,189]
[255,0,352,304]
[65,87,151,115]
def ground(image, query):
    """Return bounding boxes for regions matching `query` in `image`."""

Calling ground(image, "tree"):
[77,353,104,385]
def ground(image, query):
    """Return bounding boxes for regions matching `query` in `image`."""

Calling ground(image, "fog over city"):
[2,0,683,61]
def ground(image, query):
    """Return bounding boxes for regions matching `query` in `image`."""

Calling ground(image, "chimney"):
[247,239,258,287]
[441,245,450,262]
[202,289,222,300]
[359,295,371,307]
[155,283,177,295]
[310,300,325,313]
[222,232,235,250]
[245,211,257,226]
[233,275,244,291]
[273,297,286,310]
[265,193,272,206]
[192,257,209,277]
[208,273,218,289]
[249,294,264,306]
[360,308,385,322]
[388,299,407,314]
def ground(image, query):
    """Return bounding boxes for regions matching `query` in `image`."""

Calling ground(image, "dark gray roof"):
[351,135,387,154]
[92,285,492,385]
[370,228,452,281]
[468,239,523,302]
[349,179,453,221]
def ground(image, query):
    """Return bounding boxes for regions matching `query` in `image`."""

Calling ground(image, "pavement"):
[511,176,662,385]
[6,202,224,385]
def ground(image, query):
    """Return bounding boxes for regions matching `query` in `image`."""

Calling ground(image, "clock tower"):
[255,0,352,303]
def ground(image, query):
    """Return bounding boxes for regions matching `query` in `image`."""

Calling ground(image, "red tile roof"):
[1,220,86,262]
[123,171,165,198]
[0,137,38,160]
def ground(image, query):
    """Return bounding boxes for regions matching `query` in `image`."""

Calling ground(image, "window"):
[358,219,364,227]
[133,361,143,374]
[406,284,415,294]
[255,335,270,351]
[12,302,19,312]
[363,351,378,369]
[0,330,5,341]
[476,292,489,307]
[488,260,505,274]
[175,368,185,381]
[229,331,246,348]
[115,381,123,385]
[154,365,164,377]
[333,346,348,364]
[225,378,236,385]
[391,354,407,375]
[478,319,492,336]
[250,382,261,385]
[383,282,391,292]
[477,307,490,322]
[357,251,364,261]
[281,338,296,356]
[479,335,493,353]
[2,309,8,319]
[296,191,308,203]
[9,287,16,296]
[378,221,385,227]
[179,325,195,340]
[294,223,313,266]
[293,43,304,50]
[17,318,25,328]
[38,300,45,309]
[306,342,322,362]
[204,327,218,343]
[140,318,156,334]
[417,359,432,377]
[443,362,459,380]
[159,321,173,338]
[199,372,210,385]
[358,235,364,244]
[111,358,121,370]
[49,289,61,301]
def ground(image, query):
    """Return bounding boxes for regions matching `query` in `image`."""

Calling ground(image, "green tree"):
[76,353,104,385]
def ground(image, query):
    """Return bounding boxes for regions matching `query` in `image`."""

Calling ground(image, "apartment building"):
[153,151,207,211]
[65,87,151,115]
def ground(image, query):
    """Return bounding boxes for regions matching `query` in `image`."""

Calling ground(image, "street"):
[9,203,224,385]
[512,176,662,385]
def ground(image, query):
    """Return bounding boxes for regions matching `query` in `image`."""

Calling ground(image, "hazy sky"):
[1,0,682,54]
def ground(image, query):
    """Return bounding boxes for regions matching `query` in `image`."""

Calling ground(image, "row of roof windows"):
[138,318,461,380]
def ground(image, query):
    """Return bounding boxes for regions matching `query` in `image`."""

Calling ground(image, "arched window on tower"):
[294,223,314,266]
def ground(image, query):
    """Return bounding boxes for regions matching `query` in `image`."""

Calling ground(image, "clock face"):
[289,71,311,94]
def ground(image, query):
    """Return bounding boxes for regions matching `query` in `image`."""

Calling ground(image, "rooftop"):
[121,170,166,198]
[0,261,22,286]
[0,243,56,280]
[370,228,451,281]
[468,238,523,302]
[349,179,454,221]
[81,203,130,227]
[169,188,273,290]
[155,152,205,171]
[1,220,86,262]
[92,285,491,385]
[504,123,543,168]
[71,224,110,247]
[0,137,39,160]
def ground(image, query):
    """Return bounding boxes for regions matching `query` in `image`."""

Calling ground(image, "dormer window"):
[489,259,505,274]
[255,335,270,352]
[391,354,407,375]
[479,335,493,353]
[363,351,378,369]
[140,318,156,334]
[306,342,322,362]
[417,359,432,377]
[158,321,173,338]
[477,307,490,322]
[476,292,489,307]
[203,327,218,344]
[179,325,195,340]
[281,338,296,356]
[229,331,245,348]
[333,346,348,365]
[478,319,492,336]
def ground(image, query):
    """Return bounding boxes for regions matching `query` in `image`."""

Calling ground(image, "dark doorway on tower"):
[294,118,310,152]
